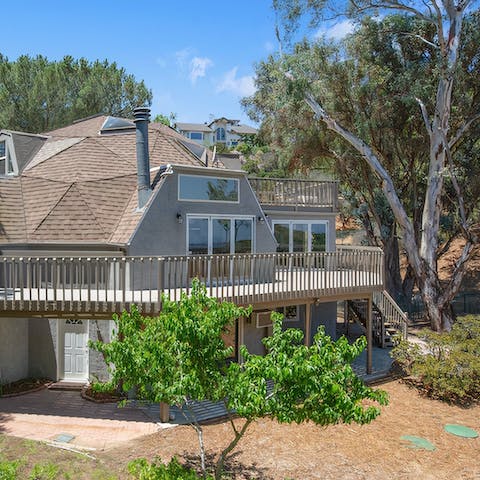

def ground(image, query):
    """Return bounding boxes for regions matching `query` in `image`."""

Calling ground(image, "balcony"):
[248,177,338,210]
[0,248,383,318]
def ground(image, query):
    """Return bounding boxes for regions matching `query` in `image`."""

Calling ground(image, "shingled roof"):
[0,114,217,247]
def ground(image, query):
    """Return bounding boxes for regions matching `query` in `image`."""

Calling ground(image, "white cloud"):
[155,57,167,68]
[315,19,355,41]
[216,67,256,97]
[175,47,193,68]
[189,56,213,84]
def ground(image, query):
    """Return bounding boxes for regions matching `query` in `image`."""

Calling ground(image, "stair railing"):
[373,290,408,340]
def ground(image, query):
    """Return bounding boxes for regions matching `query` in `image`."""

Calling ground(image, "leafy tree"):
[0,54,152,133]
[248,1,480,331]
[91,281,387,480]
[153,112,177,127]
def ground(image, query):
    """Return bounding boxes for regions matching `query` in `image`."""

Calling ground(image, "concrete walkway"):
[0,389,164,450]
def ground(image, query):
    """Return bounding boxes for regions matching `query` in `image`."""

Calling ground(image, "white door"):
[61,319,88,381]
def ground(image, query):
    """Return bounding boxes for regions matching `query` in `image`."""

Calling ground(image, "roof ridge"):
[90,136,136,168]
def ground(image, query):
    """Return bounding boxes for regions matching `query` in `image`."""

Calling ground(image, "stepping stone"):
[53,433,75,443]
[444,424,479,438]
[400,435,436,451]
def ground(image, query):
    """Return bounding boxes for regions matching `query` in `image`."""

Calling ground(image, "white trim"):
[178,174,240,204]
[272,220,330,252]
[186,214,256,255]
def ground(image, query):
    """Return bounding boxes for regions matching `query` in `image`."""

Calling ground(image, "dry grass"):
[1,380,479,479]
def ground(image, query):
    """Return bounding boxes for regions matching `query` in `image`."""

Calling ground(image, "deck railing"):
[248,177,338,209]
[373,290,408,341]
[0,248,383,316]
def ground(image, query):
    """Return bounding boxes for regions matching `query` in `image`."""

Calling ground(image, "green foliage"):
[153,113,176,127]
[90,279,251,406]
[227,313,387,424]
[391,316,480,403]
[90,381,116,394]
[0,54,152,133]
[0,459,20,480]
[128,458,212,480]
[28,462,59,480]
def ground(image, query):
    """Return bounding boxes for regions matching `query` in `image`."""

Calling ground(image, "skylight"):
[100,116,135,133]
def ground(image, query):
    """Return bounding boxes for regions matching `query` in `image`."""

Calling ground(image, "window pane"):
[292,224,308,252]
[234,219,252,253]
[0,141,5,158]
[274,223,289,252]
[190,132,203,140]
[179,175,238,202]
[311,223,327,252]
[188,218,209,254]
[213,219,231,254]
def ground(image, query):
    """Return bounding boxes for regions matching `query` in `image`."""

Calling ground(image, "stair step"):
[48,381,86,391]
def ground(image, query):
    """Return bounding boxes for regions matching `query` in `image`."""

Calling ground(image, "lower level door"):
[61,319,88,381]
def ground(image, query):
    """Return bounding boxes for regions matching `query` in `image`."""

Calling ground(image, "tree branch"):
[449,112,480,150]
[303,91,423,275]
[416,97,433,136]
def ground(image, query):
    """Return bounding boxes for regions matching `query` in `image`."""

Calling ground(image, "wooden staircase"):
[347,291,408,348]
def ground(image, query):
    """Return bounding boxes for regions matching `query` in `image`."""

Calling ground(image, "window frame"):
[189,131,204,141]
[178,174,240,204]
[186,214,255,255]
[272,220,329,253]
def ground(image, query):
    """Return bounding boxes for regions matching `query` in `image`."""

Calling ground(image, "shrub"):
[128,458,212,480]
[0,459,21,480]
[391,315,480,404]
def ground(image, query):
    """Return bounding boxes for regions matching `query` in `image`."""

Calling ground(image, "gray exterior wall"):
[311,301,337,340]
[0,318,29,382]
[88,319,112,382]
[128,167,277,256]
[28,318,57,379]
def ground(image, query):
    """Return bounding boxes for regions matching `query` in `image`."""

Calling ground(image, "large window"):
[0,141,13,175]
[187,216,253,255]
[273,221,328,253]
[179,174,239,203]
[189,132,203,141]
[216,127,226,142]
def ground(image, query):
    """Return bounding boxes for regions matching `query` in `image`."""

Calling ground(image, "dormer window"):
[0,141,14,176]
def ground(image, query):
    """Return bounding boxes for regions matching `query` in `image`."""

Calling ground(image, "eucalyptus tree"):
[251,1,480,331]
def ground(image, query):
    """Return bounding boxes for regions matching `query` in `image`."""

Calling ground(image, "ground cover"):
[1,380,478,479]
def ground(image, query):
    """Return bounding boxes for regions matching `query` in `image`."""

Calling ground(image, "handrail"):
[249,177,338,209]
[0,250,383,316]
[373,290,408,340]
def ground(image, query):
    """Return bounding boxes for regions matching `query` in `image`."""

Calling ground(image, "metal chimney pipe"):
[133,106,151,209]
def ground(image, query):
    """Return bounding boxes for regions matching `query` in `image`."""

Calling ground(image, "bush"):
[391,315,480,404]
[128,458,212,480]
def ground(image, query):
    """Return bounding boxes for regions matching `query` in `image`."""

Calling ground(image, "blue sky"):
[1,1,354,126]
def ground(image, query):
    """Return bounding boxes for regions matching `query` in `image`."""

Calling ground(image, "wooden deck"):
[0,248,383,317]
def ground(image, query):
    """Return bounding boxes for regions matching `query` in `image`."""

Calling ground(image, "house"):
[176,118,258,148]
[0,108,404,386]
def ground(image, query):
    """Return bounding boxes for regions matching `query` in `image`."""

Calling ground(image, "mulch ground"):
[101,379,480,479]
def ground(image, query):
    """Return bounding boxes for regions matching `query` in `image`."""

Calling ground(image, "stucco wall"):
[28,318,57,379]
[0,318,28,382]
[128,169,277,256]
[88,319,113,382]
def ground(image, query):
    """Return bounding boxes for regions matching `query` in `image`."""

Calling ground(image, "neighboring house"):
[176,118,258,148]
[0,108,403,386]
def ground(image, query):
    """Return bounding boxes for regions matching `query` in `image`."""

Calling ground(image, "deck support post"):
[159,402,170,423]
[366,295,373,374]
[238,316,245,364]
[305,303,312,347]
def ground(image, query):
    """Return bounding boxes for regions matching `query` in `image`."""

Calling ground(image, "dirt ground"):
[97,380,479,480]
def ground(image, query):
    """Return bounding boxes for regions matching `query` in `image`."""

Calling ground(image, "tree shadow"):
[182,450,272,480]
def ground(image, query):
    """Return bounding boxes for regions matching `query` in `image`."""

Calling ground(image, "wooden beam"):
[366,295,373,375]
[305,302,312,347]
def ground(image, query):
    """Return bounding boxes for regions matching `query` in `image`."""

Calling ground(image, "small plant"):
[28,462,59,480]
[128,457,212,480]
[90,381,116,394]
[391,315,480,404]
[0,459,21,480]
